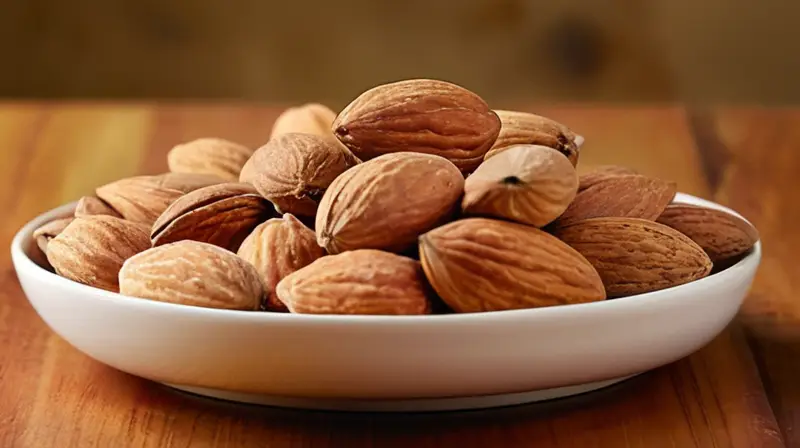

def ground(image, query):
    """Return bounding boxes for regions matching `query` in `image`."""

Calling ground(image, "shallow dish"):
[10,193,761,412]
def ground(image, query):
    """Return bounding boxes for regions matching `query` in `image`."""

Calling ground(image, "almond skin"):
[332,79,501,173]
[167,138,253,182]
[119,240,263,311]
[276,250,431,315]
[74,196,122,218]
[656,203,759,263]
[419,218,606,313]
[151,183,273,252]
[553,217,713,297]
[239,133,360,219]
[46,215,151,292]
[578,165,639,191]
[462,145,578,227]
[552,174,676,228]
[316,152,464,254]
[270,103,340,142]
[33,217,75,254]
[237,214,325,311]
[484,110,581,166]
[96,173,224,226]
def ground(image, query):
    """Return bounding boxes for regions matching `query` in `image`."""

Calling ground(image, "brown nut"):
[167,138,253,182]
[46,215,151,292]
[239,133,360,219]
[316,152,464,254]
[462,145,578,227]
[419,218,606,313]
[151,182,273,252]
[119,240,263,311]
[237,214,325,311]
[332,79,501,173]
[484,110,582,166]
[276,249,431,315]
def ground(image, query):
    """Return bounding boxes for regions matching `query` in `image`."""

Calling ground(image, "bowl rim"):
[10,193,762,325]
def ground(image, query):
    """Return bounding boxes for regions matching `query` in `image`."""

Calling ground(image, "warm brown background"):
[3,0,800,105]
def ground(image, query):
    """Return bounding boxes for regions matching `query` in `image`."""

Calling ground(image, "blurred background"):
[2,0,799,107]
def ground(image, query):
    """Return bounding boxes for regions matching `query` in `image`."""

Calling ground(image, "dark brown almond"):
[151,183,273,252]
[656,203,759,263]
[553,217,713,297]
[552,174,676,228]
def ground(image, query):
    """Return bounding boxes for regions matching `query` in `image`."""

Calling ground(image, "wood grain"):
[691,109,800,445]
[0,104,789,447]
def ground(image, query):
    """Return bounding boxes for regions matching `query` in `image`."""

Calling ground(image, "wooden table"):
[1,103,797,447]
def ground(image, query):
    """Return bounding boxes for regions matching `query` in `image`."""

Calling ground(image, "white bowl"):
[10,193,761,412]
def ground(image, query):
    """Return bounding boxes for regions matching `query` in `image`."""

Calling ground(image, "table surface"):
[0,103,798,447]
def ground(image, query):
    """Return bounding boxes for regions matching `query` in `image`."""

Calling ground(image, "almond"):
[656,203,759,263]
[270,103,340,142]
[553,217,713,297]
[484,110,581,166]
[239,133,360,219]
[119,240,263,310]
[578,165,639,191]
[316,152,464,254]
[167,138,253,182]
[276,250,431,315]
[46,215,151,292]
[96,173,224,226]
[151,183,273,252]
[33,217,75,254]
[237,214,325,311]
[462,145,578,227]
[419,218,605,313]
[552,174,676,228]
[74,196,122,218]
[332,79,501,173]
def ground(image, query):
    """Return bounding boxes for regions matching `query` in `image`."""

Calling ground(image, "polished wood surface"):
[0,103,796,447]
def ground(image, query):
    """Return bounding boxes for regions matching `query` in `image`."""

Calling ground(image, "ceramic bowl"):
[10,193,761,412]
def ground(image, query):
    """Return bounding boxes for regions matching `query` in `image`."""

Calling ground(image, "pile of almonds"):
[33,79,760,315]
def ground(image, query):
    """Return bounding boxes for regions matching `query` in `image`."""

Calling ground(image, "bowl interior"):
[10,193,763,323]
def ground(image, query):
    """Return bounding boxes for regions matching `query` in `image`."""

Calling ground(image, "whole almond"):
[33,217,75,254]
[270,103,339,142]
[419,218,605,313]
[552,174,676,228]
[46,215,151,292]
[151,183,273,252]
[96,173,224,226]
[167,138,253,182]
[276,250,431,315]
[240,133,360,219]
[462,145,578,227]
[553,217,713,297]
[656,203,759,263]
[578,165,639,191]
[74,196,122,218]
[119,240,263,310]
[316,152,464,254]
[237,214,325,311]
[332,79,501,173]
[484,110,581,166]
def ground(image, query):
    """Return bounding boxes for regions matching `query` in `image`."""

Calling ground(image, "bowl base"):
[163,375,637,412]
